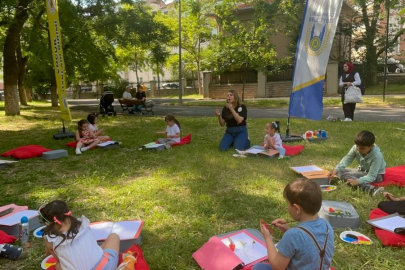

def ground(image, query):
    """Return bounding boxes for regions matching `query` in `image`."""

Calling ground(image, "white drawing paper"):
[245,148,265,154]
[291,165,324,173]
[97,141,116,147]
[221,232,267,265]
[90,220,143,241]
[368,215,405,233]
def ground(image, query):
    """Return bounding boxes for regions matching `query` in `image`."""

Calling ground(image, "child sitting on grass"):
[328,130,386,196]
[254,178,334,270]
[75,119,101,155]
[156,114,181,149]
[39,200,120,270]
[263,121,286,159]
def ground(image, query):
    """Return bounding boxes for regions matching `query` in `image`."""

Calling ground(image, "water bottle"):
[20,216,29,244]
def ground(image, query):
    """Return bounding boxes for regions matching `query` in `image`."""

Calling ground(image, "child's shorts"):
[91,249,119,270]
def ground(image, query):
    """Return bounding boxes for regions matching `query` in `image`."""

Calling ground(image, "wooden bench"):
[118,99,154,115]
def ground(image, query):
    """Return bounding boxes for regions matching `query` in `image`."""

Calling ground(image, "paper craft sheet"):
[367,213,405,233]
[290,165,330,179]
[90,220,143,241]
[0,210,38,226]
[193,236,243,270]
[221,231,268,266]
[0,160,18,164]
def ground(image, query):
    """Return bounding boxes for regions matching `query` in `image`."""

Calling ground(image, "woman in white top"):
[339,62,364,121]
[39,200,120,270]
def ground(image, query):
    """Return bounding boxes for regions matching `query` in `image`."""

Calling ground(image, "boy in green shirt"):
[329,130,386,196]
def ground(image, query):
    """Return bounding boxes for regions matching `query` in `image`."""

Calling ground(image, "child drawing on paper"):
[156,114,181,149]
[263,121,286,159]
[39,200,120,270]
[254,179,334,270]
[87,113,110,141]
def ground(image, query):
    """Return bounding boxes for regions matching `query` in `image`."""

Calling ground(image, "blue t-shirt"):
[276,218,334,270]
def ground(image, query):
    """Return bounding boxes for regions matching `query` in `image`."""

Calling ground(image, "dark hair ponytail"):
[165,114,181,129]
[270,121,280,133]
[40,200,82,250]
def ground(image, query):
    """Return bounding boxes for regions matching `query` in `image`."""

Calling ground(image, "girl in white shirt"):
[156,114,181,148]
[39,200,120,270]
[87,113,110,141]
[264,121,286,159]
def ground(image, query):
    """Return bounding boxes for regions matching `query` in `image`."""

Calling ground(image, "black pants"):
[378,201,405,215]
[341,90,356,120]
[342,103,356,120]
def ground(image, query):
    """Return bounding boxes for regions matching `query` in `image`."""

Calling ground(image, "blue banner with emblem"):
[289,0,343,120]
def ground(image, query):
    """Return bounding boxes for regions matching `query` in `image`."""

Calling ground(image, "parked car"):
[378,63,404,74]
[162,83,179,89]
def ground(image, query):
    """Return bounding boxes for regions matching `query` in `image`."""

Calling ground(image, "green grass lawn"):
[0,102,405,269]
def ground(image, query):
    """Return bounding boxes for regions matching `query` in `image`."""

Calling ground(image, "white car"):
[162,83,179,89]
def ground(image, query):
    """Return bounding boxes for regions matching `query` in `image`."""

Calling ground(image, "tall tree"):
[210,0,283,101]
[2,0,34,115]
[352,0,405,86]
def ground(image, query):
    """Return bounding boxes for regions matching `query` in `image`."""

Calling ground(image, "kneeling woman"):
[215,90,250,151]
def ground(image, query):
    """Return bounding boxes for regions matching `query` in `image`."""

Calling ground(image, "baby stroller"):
[99,91,117,117]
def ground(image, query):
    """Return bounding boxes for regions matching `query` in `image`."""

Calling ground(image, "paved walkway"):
[68,98,405,122]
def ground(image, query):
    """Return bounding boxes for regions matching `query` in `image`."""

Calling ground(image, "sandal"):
[0,244,23,260]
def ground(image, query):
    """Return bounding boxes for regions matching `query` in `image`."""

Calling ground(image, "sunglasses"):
[38,204,51,224]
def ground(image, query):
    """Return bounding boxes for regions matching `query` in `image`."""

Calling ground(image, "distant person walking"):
[339,62,364,121]
[215,90,250,151]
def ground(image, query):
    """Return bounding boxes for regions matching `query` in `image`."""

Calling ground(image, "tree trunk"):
[197,38,203,95]
[16,41,28,105]
[50,72,58,106]
[364,45,378,86]
[3,1,33,115]
[25,86,32,102]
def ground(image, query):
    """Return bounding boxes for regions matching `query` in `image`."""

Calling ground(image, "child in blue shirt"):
[254,178,334,270]
[328,130,386,196]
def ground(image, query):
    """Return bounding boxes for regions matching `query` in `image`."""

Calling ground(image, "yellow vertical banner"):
[46,0,72,121]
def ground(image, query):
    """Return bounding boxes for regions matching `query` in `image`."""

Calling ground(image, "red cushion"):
[369,208,405,247]
[1,145,51,159]
[373,165,405,187]
[283,144,305,156]
[118,244,149,270]
[0,230,17,244]
[171,134,192,147]
[65,141,77,148]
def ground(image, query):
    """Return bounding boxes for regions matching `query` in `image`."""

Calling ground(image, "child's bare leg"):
[100,233,120,254]
[87,140,100,149]
[76,141,83,149]
[97,136,110,142]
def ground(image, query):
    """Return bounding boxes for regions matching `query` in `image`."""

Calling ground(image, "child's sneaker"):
[233,154,247,158]
[372,187,385,197]
[278,155,284,159]
[75,148,82,155]
[165,143,171,149]
[80,147,89,152]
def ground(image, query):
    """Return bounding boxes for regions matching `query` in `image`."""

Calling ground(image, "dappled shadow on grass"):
[1,108,405,269]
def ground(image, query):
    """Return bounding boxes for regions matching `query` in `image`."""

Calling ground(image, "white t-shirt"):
[264,133,283,148]
[166,124,180,142]
[88,123,98,132]
[45,216,103,270]
[123,91,132,99]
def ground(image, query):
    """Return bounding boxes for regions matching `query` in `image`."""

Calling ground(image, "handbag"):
[344,86,363,104]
